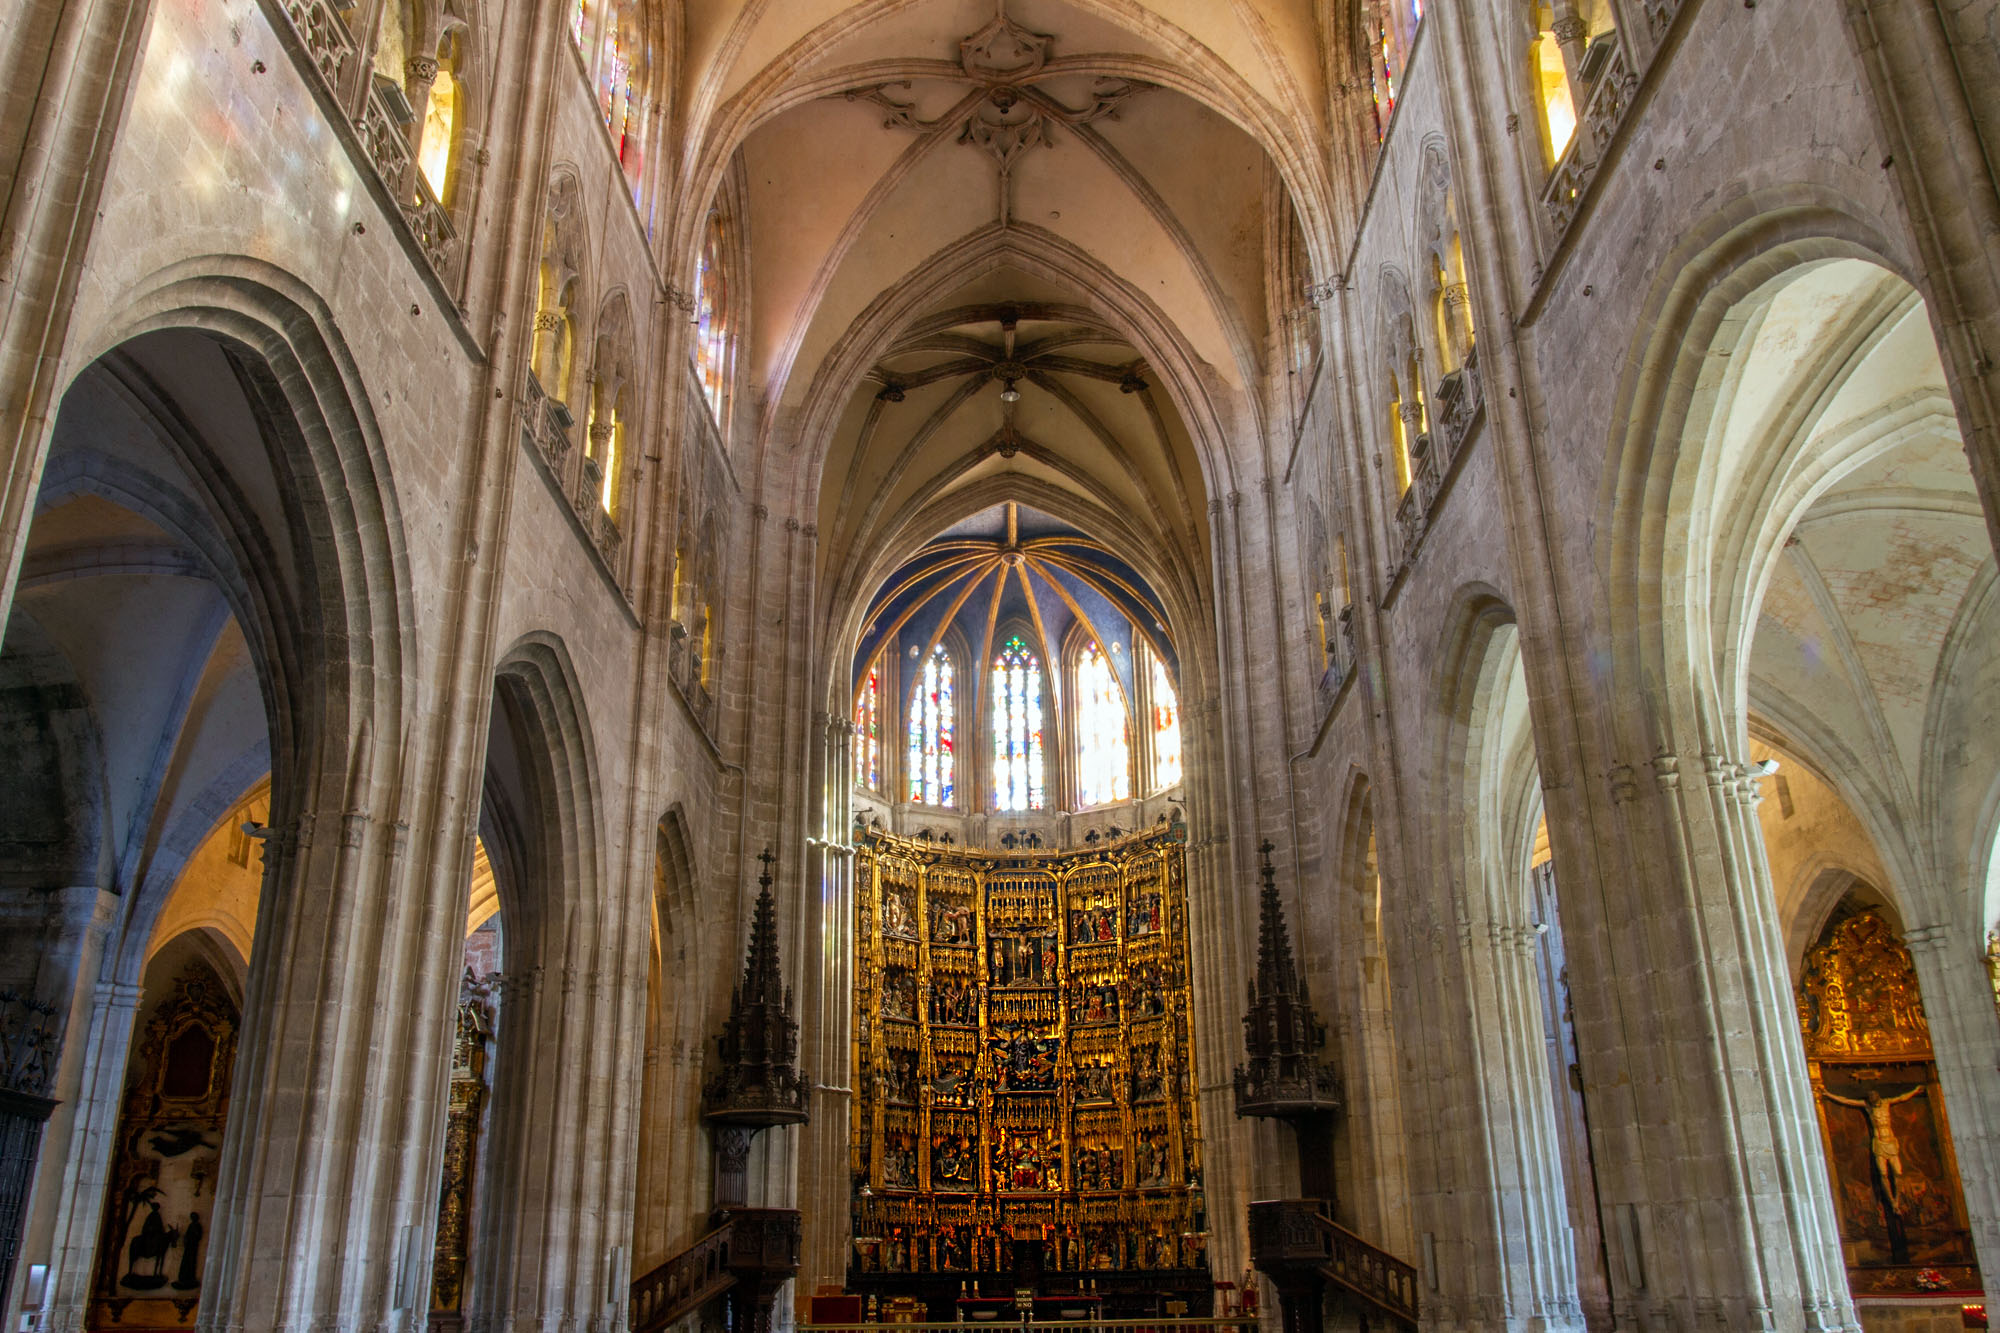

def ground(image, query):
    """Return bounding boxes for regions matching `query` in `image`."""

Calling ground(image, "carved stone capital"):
[1551,15,1590,44]
[405,55,440,84]
[533,309,564,332]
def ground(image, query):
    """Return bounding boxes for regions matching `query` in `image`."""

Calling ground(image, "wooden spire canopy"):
[1233,841,1341,1121]
[704,850,810,1128]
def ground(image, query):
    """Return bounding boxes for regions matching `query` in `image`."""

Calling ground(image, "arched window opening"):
[1446,233,1475,357]
[857,664,883,793]
[1429,254,1457,376]
[585,387,624,514]
[992,636,1046,812]
[415,33,462,203]
[1388,370,1416,494]
[1532,6,1579,164]
[693,219,731,422]
[908,646,956,806]
[1073,642,1130,807]
[534,273,576,403]
[1150,653,1182,791]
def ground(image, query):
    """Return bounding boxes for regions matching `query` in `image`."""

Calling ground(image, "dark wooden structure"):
[1236,843,1416,1332]
[626,848,806,1333]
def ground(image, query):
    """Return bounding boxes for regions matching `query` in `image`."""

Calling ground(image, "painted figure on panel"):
[1825,1085,1925,1212]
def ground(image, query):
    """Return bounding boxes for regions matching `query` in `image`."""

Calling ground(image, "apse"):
[850,501,1183,840]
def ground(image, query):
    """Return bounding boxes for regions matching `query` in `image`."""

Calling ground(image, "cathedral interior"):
[0,0,1998,1331]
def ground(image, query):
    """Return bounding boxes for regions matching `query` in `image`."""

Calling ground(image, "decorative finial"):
[1234,841,1340,1122]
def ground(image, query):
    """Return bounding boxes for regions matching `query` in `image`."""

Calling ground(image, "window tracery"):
[992,636,1046,812]
[1073,642,1130,807]
[909,646,957,807]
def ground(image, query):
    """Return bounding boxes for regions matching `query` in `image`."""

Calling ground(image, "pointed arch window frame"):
[1068,633,1133,809]
[989,629,1049,813]
[907,643,958,808]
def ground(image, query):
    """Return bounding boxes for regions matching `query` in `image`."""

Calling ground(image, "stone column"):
[404,54,441,167]
[797,714,855,1304]
[1900,923,2000,1283]
[28,978,140,1333]
[1566,751,1857,1331]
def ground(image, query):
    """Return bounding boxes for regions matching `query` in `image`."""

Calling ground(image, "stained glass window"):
[908,647,955,805]
[570,0,586,46]
[600,23,632,153]
[992,636,1046,811]
[1151,653,1182,790]
[1074,642,1130,807]
[1373,17,1398,135]
[694,223,729,418]
[857,665,882,792]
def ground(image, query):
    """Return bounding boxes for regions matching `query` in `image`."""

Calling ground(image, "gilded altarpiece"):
[89,965,237,1332]
[1797,910,1980,1296]
[430,968,496,1330]
[851,826,1207,1289]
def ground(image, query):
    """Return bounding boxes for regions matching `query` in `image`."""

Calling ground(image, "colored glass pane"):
[908,647,955,805]
[992,636,1045,811]
[1074,642,1130,806]
[857,666,881,791]
[694,227,728,416]
[1151,653,1182,790]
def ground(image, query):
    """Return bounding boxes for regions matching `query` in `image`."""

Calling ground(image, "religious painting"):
[882,1048,921,1104]
[880,966,918,1021]
[930,1126,979,1191]
[1817,1063,1970,1274]
[882,1128,920,1191]
[993,1125,1059,1192]
[930,896,974,946]
[1127,890,1163,938]
[1132,1122,1174,1188]
[991,1026,1060,1091]
[928,1041,978,1106]
[1069,981,1119,1027]
[1798,907,1980,1297]
[90,964,237,1332]
[882,881,919,940]
[928,974,976,1026]
[1069,904,1118,946]
[989,933,1057,987]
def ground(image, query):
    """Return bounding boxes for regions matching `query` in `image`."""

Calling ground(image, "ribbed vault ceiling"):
[706,1,1317,604]
[854,501,1175,699]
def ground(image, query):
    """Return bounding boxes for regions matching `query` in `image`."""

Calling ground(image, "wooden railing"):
[630,1208,801,1333]
[629,1221,737,1333]
[1248,1199,1419,1331]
